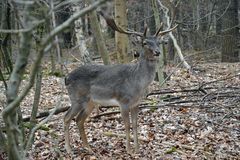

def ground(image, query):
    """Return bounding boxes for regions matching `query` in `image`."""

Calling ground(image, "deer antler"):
[98,11,143,37]
[154,22,163,37]
[158,24,178,36]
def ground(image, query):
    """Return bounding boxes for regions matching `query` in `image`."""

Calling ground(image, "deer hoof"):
[65,145,72,154]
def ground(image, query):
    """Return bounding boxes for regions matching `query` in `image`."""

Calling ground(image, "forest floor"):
[0,60,240,159]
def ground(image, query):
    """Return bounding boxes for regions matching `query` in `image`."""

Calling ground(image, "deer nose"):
[154,50,160,56]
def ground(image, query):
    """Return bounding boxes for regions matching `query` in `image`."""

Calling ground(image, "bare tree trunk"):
[221,0,239,62]
[56,5,73,48]
[51,0,64,75]
[3,3,33,159]
[87,0,110,65]
[29,24,43,145]
[151,0,165,84]
[167,38,175,62]
[30,68,42,124]
[50,48,56,73]
[115,0,130,63]
[158,0,191,70]
[1,1,110,159]
[0,1,13,74]
[0,130,7,152]
[0,67,7,90]
[28,66,42,147]
[74,6,92,64]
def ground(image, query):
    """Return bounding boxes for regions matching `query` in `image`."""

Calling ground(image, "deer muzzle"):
[154,49,161,56]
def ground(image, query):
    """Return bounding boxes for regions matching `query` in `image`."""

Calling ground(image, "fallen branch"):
[92,110,120,118]
[148,84,240,97]
[22,106,69,122]
[148,87,208,97]
[20,83,240,121]
[161,141,204,151]
[200,73,240,88]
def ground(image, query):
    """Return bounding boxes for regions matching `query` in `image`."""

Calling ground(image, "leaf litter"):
[0,62,239,159]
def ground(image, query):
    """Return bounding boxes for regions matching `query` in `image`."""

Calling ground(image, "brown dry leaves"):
[0,62,239,159]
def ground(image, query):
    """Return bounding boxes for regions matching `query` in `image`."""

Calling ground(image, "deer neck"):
[134,54,157,87]
[139,49,158,71]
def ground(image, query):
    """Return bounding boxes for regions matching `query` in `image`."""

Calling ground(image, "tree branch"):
[22,106,70,122]
[157,0,191,70]
[2,0,111,118]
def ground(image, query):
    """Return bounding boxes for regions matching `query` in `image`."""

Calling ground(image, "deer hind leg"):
[120,106,131,154]
[131,106,139,153]
[64,104,81,153]
[76,100,95,150]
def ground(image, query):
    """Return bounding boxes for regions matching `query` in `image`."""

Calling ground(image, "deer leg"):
[64,120,71,153]
[120,106,131,154]
[76,100,94,150]
[64,105,80,153]
[131,106,139,152]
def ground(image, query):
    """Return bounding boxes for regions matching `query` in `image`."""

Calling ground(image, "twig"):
[199,73,240,88]
[24,97,61,153]
[0,20,45,34]
[161,141,204,151]
[148,87,207,97]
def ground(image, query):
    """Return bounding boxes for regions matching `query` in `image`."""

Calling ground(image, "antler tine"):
[143,24,148,37]
[158,24,178,36]
[98,11,143,37]
[154,22,163,36]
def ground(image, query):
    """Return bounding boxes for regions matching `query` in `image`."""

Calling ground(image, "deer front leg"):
[120,106,131,154]
[64,121,72,153]
[131,106,139,153]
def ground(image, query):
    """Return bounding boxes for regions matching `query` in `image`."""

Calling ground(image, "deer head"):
[99,11,177,60]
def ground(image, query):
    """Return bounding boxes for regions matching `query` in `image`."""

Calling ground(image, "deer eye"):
[143,41,147,45]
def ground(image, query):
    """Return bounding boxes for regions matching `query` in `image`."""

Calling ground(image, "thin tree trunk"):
[151,0,165,84]
[74,6,92,64]
[167,38,175,62]
[0,67,7,90]
[221,0,239,62]
[0,130,6,152]
[158,0,191,70]
[0,1,13,74]
[51,0,64,74]
[87,0,110,65]
[3,4,33,159]
[115,0,130,63]
[2,1,111,159]
[28,66,42,147]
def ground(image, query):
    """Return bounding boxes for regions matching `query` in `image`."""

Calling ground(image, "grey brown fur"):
[64,21,176,154]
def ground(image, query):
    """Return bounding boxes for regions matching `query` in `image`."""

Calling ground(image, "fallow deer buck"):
[64,13,177,154]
